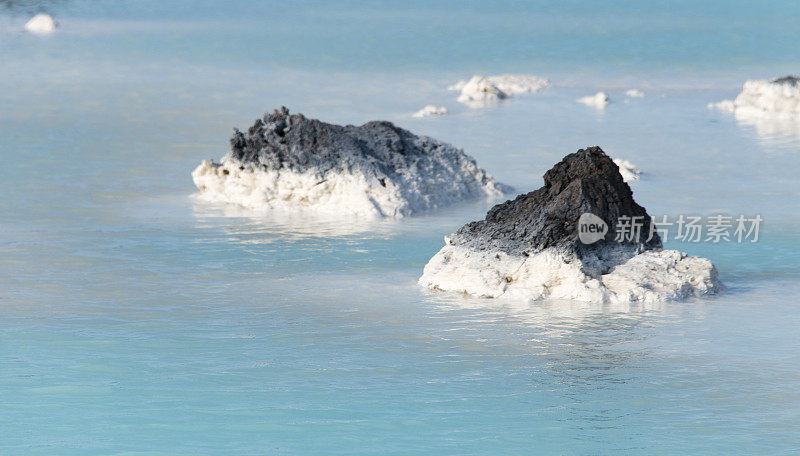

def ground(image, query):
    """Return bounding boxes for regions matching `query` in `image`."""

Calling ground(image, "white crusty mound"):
[577,92,610,108]
[626,89,645,98]
[449,74,550,107]
[708,76,800,117]
[420,245,717,303]
[419,146,719,303]
[708,76,800,137]
[413,105,448,118]
[612,158,641,182]
[25,14,57,34]
[192,107,511,218]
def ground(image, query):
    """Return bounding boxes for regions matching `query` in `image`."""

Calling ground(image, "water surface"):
[2,1,800,454]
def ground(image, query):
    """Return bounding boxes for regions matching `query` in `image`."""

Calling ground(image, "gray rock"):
[229,107,504,188]
[448,146,661,258]
[771,75,800,86]
[193,107,511,217]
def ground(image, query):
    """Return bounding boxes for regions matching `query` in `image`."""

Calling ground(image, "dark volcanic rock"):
[193,107,510,217]
[419,146,720,302]
[230,107,420,175]
[228,107,500,186]
[772,75,800,86]
[449,146,661,256]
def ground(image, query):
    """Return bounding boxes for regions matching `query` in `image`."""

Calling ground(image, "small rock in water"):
[192,107,512,218]
[577,92,610,108]
[413,105,448,118]
[708,75,800,138]
[25,14,57,34]
[419,146,719,303]
[708,75,800,117]
[612,158,641,182]
[449,74,550,107]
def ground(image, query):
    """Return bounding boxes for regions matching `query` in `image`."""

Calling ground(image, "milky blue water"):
[2,1,800,454]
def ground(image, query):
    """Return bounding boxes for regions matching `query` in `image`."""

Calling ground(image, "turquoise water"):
[2,1,800,454]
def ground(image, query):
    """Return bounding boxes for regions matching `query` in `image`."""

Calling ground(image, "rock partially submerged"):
[25,13,57,34]
[709,76,800,117]
[412,105,448,118]
[419,146,719,303]
[708,76,800,137]
[192,107,511,218]
[449,74,550,107]
[577,92,610,108]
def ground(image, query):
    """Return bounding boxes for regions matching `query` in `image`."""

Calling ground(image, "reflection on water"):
[734,110,800,146]
[424,286,705,338]
[190,196,401,240]
[419,282,717,393]
[189,192,503,261]
[188,195,499,278]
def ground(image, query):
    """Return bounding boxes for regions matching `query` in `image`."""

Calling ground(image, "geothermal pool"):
[2,1,800,454]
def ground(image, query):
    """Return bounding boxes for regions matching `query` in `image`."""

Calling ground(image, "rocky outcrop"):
[419,146,719,302]
[192,107,511,218]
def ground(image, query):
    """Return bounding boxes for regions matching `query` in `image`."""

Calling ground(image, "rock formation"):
[419,146,719,302]
[192,107,511,217]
